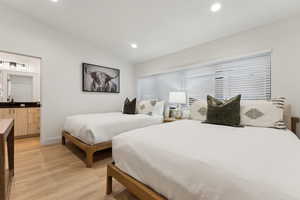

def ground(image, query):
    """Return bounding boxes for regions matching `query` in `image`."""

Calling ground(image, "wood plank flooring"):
[11,137,137,200]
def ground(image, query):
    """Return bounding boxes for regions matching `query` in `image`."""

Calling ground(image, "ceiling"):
[1,0,300,64]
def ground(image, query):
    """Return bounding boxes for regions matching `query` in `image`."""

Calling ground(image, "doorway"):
[0,50,41,143]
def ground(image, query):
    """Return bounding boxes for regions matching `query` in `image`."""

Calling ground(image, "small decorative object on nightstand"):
[163,118,184,123]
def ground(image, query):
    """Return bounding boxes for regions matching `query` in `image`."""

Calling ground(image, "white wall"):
[0,4,136,144]
[136,15,300,134]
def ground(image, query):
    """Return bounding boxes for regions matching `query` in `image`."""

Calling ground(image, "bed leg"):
[106,165,113,195]
[62,135,66,145]
[86,150,94,168]
[106,175,113,195]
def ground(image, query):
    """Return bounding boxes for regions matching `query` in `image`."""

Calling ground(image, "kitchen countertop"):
[0,102,41,108]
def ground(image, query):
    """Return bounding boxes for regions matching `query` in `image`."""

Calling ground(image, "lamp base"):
[175,108,182,119]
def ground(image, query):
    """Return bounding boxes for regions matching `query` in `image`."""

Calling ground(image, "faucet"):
[7,96,14,103]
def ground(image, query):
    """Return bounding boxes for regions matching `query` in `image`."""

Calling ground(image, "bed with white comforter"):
[63,112,163,145]
[113,120,300,200]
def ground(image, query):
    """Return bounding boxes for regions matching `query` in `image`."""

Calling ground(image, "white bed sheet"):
[63,112,163,145]
[113,120,300,200]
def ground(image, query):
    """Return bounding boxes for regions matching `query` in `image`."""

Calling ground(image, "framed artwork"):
[82,63,120,93]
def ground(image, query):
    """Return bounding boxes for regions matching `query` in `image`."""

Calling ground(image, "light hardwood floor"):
[11,137,137,200]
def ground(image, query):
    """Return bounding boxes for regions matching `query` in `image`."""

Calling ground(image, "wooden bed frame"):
[106,117,300,200]
[62,131,112,168]
[106,163,167,200]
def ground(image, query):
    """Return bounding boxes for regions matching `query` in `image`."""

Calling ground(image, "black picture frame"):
[82,63,120,93]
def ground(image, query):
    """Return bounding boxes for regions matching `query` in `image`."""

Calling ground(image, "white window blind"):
[215,54,271,100]
[185,73,215,105]
[137,76,157,100]
[137,52,271,104]
[137,71,183,102]
[184,66,216,105]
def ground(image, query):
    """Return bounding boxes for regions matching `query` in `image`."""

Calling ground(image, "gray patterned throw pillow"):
[240,98,287,129]
[190,100,207,121]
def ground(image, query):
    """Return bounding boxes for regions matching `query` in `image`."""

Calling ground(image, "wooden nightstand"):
[163,118,183,123]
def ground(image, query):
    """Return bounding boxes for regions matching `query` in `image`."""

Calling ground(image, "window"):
[137,71,184,101]
[215,54,271,100]
[137,52,271,105]
[137,76,157,100]
[184,66,216,105]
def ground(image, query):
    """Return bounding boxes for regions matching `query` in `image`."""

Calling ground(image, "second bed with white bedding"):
[63,112,163,145]
[113,120,300,200]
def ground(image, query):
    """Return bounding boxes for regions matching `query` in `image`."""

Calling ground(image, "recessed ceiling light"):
[211,2,222,12]
[131,43,138,49]
[50,0,59,2]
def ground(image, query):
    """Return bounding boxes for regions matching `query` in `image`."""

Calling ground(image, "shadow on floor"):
[64,141,112,164]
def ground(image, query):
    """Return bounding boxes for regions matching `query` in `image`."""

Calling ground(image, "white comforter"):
[113,120,300,200]
[63,112,163,145]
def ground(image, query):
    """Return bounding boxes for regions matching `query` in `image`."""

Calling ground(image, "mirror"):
[0,51,40,103]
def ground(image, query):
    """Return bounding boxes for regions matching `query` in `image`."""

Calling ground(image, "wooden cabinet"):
[28,108,40,135]
[14,108,28,137]
[0,109,14,119]
[0,107,40,138]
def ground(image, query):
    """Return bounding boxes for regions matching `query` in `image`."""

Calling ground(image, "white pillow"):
[152,101,165,116]
[190,98,287,129]
[137,100,164,116]
[190,100,207,122]
[240,98,286,129]
[137,100,156,114]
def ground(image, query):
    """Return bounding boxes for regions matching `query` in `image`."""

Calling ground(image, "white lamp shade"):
[169,92,187,104]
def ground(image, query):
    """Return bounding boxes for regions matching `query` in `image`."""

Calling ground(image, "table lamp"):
[169,91,187,119]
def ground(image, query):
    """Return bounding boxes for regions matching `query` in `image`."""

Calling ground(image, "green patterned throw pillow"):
[206,95,241,127]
